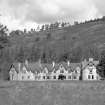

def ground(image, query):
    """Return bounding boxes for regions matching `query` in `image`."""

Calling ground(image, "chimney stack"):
[89,58,93,62]
[67,61,70,66]
[25,59,28,66]
[18,62,21,72]
[52,61,55,68]
[38,59,42,68]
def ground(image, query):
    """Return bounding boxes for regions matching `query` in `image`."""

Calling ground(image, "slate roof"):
[28,62,42,73]
[10,61,82,74]
[51,62,81,73]
[41,63,54,73]
[70,63,81,69]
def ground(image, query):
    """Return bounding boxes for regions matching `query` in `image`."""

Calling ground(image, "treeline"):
[10,16,105,34]
[75,16,105,25]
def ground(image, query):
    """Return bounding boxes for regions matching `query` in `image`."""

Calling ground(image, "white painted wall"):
[83,65,98,80]
[9,68,18,80]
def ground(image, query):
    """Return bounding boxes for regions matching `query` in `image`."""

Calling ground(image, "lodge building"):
[9,58,101,81]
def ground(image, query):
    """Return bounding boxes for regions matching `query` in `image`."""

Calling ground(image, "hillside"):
[10,20,105,49]
[8,19,105,62]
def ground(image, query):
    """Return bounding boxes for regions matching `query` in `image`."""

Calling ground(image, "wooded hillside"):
[1,17,105,80]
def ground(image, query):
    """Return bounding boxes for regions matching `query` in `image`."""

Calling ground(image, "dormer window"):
[43,68,48,74]
[88,62,93,67]
[54,70,56,73]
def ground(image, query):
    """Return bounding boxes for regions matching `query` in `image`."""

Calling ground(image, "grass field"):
[0,81,105,105]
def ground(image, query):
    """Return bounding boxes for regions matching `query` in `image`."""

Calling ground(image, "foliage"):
[46,32,51,40]
[97,50,105,79]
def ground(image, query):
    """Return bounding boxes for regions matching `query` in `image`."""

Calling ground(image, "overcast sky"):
[0,0,104,31]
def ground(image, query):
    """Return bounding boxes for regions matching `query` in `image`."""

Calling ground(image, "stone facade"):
[9,58,100,81]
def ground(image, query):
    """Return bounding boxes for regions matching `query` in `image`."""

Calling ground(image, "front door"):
[58,74,66,80]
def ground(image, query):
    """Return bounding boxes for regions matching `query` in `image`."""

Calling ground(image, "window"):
[43,76,46,79]
[60,70,64,73]
[47,76,50,79]
[74,76,77,80]
[68,76,71,79]
[92,75,94,79]
[12,74,13,80]
[54,70,56,73]
[60,65,63,68]
[22,76,24,80]
[88,75,91,79]
[53,76,56,79]
[28,76,30,79]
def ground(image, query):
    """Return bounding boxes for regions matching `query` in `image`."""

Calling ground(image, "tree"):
[0,24,9,49]
[49,23,54,30]
[45,24,49,31]
[40,25,45,31]
[59,52,70,62]
[61,22,65,27]
[69,46,83,62]
[96,50,105,79]
[16,46,25,62]
[54,22,59,29]
[30,46,41,62]
[82,46,100,60]
[46,32,51,40]
[10,30,24,37]
[24,29,27,34]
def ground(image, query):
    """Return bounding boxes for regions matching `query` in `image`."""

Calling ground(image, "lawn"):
[0,81,105,105]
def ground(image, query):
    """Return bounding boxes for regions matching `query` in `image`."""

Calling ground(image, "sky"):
[0,0,105,31]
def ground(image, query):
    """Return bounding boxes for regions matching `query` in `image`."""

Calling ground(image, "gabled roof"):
[10,61,82,74]
[59,62,68,70]
[82,60,99,69]
[53,63,59,71]
[10,63,20,73]
[41,63,54,73]
[52,62,81,73]
[28,62,42,73]
[70,63,81,68]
